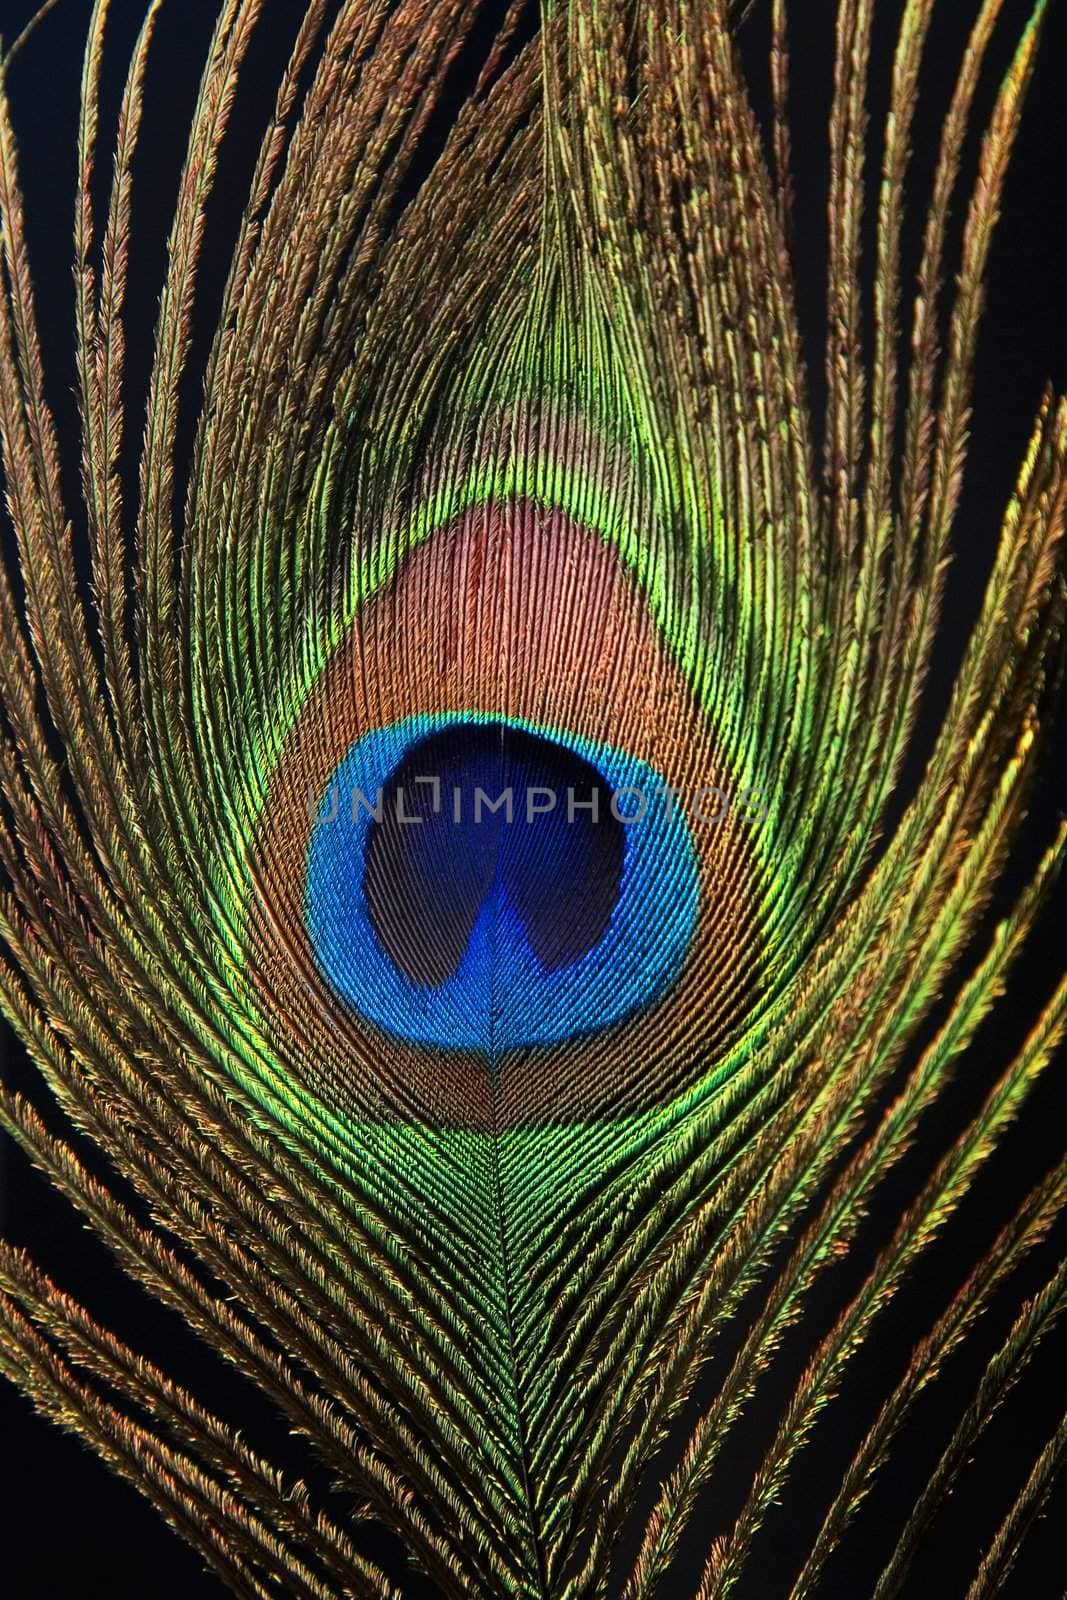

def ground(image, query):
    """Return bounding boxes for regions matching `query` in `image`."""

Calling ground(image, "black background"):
[0,1,1065,1596]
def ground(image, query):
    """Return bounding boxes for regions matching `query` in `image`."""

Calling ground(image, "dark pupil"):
[363,723,625,987]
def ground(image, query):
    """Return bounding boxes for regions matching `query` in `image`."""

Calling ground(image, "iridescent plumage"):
[0,1,1064,1596]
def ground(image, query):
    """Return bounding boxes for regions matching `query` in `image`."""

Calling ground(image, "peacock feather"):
[0,0,1064,1595]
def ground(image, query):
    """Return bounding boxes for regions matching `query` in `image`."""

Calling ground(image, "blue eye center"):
[363,724,625,985]
[304,715,699,1053]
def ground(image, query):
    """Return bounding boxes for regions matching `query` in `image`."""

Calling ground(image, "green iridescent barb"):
[0,1,1065,1595]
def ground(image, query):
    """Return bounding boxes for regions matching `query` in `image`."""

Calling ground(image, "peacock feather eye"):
[254,497,758,1125]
